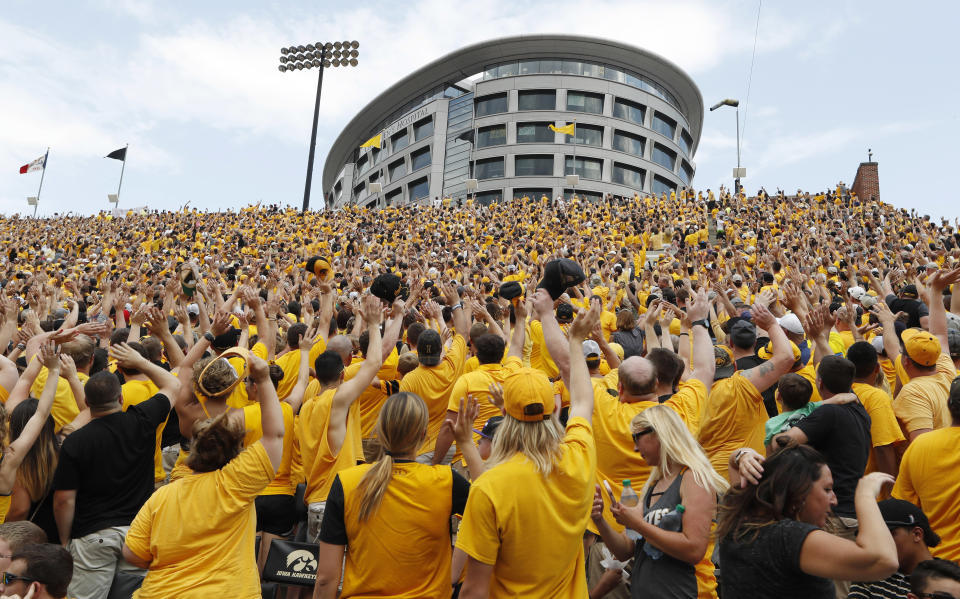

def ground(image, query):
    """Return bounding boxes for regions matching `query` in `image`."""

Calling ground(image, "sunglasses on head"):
[632,427,654,443]
[2,572,35,586]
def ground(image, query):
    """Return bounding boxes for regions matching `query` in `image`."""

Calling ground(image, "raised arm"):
[110,343,180,403]
[330,295,384,444]
[567,296,602,423]
[532,290,571,384]
[926,267,960,351]
[684,288,716,387]
[741,303,795,392]
[3,342,60,480]
[250,354,284,471]
[506,299,528,361]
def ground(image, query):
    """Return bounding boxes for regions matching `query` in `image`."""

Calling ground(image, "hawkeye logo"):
[276,549,318,580]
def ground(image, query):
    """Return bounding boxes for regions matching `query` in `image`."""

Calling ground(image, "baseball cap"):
[847,286,866,301]
[758,340,803,364]
[536,259,585,301]
[582,340,601,357]
[499,281,524,300]
[902,328,940,367]
[305,256,334,282]
[731,273,743,282]
[777,313,805,336]
[948,328,960,358]
[714,345,736,380]
[900,284,919,299]
[860,295,878,309]
[878,499,941,547]
[371,273,404,303]
[416,329,443,367]
[946,311,960,331]
[556,303,574,323]
[870,336,886,356]
[475,415,504,439]
[730,320,757,349]
[187,303,200,315]
[502,367,555,422]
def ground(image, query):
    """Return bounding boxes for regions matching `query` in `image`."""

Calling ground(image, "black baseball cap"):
[475,415,503,439]
[417,329,443,367]
[878,499,941,547]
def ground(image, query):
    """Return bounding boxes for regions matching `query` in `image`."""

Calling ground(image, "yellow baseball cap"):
[902,328,940,367]
[503,367,555,422]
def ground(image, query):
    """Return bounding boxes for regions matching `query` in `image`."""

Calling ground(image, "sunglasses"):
[632,427,654,443]
[2,572,35,586]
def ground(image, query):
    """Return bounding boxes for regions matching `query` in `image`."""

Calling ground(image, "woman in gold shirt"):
[122,353,284,598]
[313,391,470,599]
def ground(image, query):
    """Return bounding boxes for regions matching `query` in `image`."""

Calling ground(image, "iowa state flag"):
[19,155,46,174]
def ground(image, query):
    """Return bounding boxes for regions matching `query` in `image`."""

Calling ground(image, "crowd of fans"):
[0,184,958,599]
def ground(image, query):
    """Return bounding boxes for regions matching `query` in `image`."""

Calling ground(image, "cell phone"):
[602,480,618,505]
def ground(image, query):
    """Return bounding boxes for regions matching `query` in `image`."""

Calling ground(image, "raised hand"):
[110,342,148,370]
[210,311,232,337]
[39,341,59,370]
[360,293,383,326]
[570,297,602,342]
[751,302,777,331]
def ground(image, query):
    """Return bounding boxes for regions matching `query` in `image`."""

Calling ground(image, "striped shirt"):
[847,572,909,599]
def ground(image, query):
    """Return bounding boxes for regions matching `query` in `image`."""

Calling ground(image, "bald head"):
[325,335,353,366]
[618,356,657,397]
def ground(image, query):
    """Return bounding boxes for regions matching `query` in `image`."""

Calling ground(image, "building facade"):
[322,35,703,209]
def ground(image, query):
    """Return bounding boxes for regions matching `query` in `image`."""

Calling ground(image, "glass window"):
[475,93,508,117]
[516,122,554,144]
[356,154,369,175]
[652,144,676,170]
[368,170,379,182]
[612,162,645,188]
[370,147,381,164]
[519,60,540,75]
[411,146,431,171]
[476,125,506,148]
[624,72,643,89]
[388,158,406,181]
[567,91,604,114]
[539,59,562,74]
[518,90,556,111]
[613,130,645,157]
[391,130,409,152]
[652,175,676,197]
[474,190,502,206]
[652,112,677,139]
[414,118,434,141]
[613,98,645,125]
[561,60,582,75]
[515,155,554,176]
[582,62,603,77]
[475,157,504,180]
[679,160,694,185]
[566,124,603,147]
[385,188,402,206]
[513,188,551,201]
[563,188,602,203]
[564,156,602,180]
[603,65,625,83]
[483,65,497,80]
[353,182,365,197]
[497,62,518,77]
[408,177,429,201]
[679,130,693,155]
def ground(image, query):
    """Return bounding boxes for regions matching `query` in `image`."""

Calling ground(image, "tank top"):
[630,471,698,599]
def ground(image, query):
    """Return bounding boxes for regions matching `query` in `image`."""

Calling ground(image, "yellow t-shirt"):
[343,348,400,439]
[242,402,296,496]
[297,388,364,504]
[892,427,960,562]
[698,374,767,480]
[337,462,458,598]
[398,334,468,455]
[446,357,521,463]
[893,354,956,436]
[668,380,708,437]
[528,320,559,379]
[125,442,275,598]
[274,339,327,400]
[122,379,165,483]
[30,365,86,433]
[456,417,596,598]
[851,383,906,475]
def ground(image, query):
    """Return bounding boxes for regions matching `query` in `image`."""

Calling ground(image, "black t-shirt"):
[720,519,833,599]
[320,463,469,545]
[52,393,171,539]
[884,295,929,328]
[795,402,871,517]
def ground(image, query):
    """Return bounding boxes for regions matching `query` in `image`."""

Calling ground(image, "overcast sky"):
[2,0,958,219]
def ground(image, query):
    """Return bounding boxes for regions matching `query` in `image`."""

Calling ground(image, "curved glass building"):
[322,34,703,209]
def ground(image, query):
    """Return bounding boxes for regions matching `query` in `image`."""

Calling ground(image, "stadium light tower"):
[709,98,743,196]
[279,40,360,212]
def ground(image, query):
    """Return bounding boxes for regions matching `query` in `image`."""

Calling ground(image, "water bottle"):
[620,480,642,541]
[643,504,685,560]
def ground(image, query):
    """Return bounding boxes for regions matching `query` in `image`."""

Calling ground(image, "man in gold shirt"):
[298,295,383,542]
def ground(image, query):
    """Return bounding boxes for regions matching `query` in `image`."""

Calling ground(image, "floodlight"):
[350,41,359,49]
[334,41,343,49]
[281,47,289,55]
[306,44,315,51]
[323,59,331,67]
[278,65,287,72]
[349,58,358,66]
[349,49,359,58]
[332,58,341,67]
[324,42,333,50]
[297,45,306,52]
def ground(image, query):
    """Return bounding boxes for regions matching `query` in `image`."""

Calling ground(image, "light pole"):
[279,40,359,212]
[709,98,742,196]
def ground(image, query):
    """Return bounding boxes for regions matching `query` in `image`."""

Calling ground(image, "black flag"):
[105,147,127,161]
[456,129,474,144]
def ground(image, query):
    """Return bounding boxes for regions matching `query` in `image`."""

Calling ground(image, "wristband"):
[452,303,463,311]
[203,331,216,344]
[15,342,26,350]
[691,319,709,330]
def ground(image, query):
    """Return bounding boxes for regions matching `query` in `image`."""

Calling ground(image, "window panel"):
[413,118,434,142]
[679,130,693,155]
[566,124,603,147]
[519,60,540,75]
[652,175,676,197]
[612,162,645,188]
[497,62,518,77]
[518,90,556,111]
[652,144,676,170]
[513,188,551,201]
[391,130,409,153]
[563,188,602,203]
[475,190,502,205]
[475,157,504,180]
[613,130,645,157]
[514,155,554,177]
[564,156,602,180]
[652,112,677,139]
[561,60,582,75]
[613,98,645,125]
[475,93,508,117]
[411,147,431,171]
[476,125,506,148]
[516,122,554,144]
[388,158,406,181]
[408,177,429,201]
[566,91,603,114]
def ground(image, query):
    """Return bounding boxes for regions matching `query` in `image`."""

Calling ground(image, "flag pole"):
[34,148,49,218]
[116,144,129,202]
